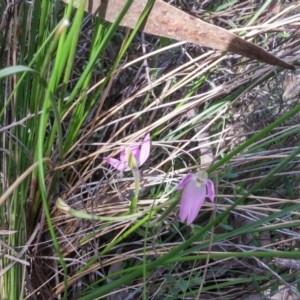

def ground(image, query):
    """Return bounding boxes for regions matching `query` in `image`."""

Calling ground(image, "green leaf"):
[178,278,188,293]
[284,176,293,196]
[0,66,35,78]
[165,274,175,283]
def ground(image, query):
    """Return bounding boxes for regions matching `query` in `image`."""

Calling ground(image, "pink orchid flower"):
[176,171,214,225]
[103,133,150,172]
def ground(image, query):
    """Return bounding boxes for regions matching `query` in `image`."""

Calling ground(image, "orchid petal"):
[180,180,206,225]
[176,174,195,190]
[103,157,127,171]
[132,147,141,166]
[120,149,127,162]
[121,146,140,163]
[104,132,151,172]
[139,133,151,166]
[205,179,215,202]
[130,145,140,156]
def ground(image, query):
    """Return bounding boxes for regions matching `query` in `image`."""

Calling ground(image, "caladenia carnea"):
[104,133,151,213]
[176,170,215,225]
[103,133,150,172]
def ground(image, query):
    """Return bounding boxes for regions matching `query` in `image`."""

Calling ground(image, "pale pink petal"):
[139,133,151,166]
[180,181,206,225]
[132,147,141,166]
[130,145,140,157]
[120,146,139,162]
[205,179,215,202]
[103,157,127,171]
[107,133,151,172]
[176,174,195,190]
[120,149,126,162]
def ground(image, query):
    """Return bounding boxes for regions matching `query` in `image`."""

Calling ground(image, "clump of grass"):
[1,1,300,299]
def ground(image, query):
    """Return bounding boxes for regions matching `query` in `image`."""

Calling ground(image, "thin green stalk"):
[129,169,141,213]
[37,93,68,300]
[179,203,300,257]
[97,244,300,282]
[247,125,300,154]
[148,196,178,227]
[64,0,136,150]
[34,23,70,299]
[57,198,147,221]
[168,250,300,263]
[32,23,68,213]
[208,101,300,173]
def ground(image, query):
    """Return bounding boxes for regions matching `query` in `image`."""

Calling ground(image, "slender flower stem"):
[148,195,179,227]
[129,169,140,214]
